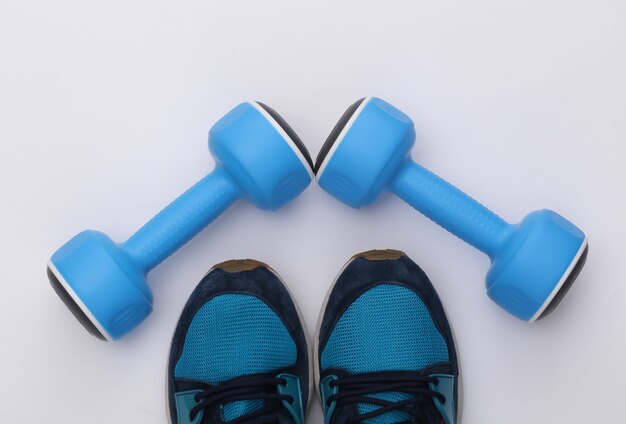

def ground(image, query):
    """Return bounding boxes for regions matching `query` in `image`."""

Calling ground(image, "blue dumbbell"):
[316,97,588,322]
[48,102,314,341]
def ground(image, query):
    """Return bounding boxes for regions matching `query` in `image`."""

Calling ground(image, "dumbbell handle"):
[122,167,242,273]
[390,161,514,258]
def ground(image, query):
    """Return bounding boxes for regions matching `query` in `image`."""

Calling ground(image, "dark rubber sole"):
[314,98,366,174]
[47,266,107,341]
[536,244,589,321]
[256,102,314,172]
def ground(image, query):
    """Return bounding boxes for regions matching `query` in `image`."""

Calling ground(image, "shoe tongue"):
[222,401,294,424]
[354,394,442,424]
[222,400,264,422]
[351,365,450,424]
[356,391,414,424]
[174,378,276,423]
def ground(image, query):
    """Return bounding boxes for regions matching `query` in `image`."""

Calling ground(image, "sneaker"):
[315,250,461,424]
[167,259,312,424]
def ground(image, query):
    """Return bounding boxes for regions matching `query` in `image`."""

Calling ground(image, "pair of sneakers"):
[167,250,460,424]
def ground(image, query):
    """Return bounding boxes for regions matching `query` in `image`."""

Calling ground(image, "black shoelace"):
[188,375,293,424]
[326,372,446,424]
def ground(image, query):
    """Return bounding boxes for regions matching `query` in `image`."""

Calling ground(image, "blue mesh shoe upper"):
[318,251,458,424]
[321,284,449,424]
[321,284,449,373]
[168,262,310,424]
[175,294,297,421]
[175,294,297,383]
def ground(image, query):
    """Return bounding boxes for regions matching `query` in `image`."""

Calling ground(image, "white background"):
[1,1,625,422]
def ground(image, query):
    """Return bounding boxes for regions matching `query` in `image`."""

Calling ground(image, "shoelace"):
[326,372,446,424]
[188,375,294,424]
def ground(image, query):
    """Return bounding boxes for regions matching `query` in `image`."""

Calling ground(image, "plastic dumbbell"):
[315,97,588,322]
[48,101,314,341]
